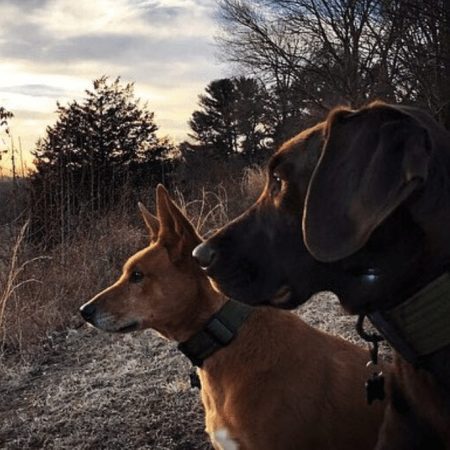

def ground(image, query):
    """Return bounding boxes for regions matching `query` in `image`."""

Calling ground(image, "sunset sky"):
[0,0,228,173]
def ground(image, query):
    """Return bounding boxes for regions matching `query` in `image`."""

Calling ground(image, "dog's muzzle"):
[80,302,96,324]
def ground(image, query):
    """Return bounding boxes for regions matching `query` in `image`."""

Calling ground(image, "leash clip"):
[189,369,201,389]
[356,315,386,405]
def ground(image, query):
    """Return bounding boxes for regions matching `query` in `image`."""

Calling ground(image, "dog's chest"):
[201,387,239,449]
[397,358,450,442]
[210,428,239,450]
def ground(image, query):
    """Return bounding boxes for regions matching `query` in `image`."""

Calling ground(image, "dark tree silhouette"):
[187,77,271,162]
[218,0,450,128]
[0,107,13,166]
[388,0,450,128]
[30,76,174,245]
[0,107,13,132]
[189,78,237,157]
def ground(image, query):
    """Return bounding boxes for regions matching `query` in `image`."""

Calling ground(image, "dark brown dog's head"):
[193,122,329,308]
[195,102,442,314]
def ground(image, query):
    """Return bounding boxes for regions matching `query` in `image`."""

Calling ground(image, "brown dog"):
[195,102,450,448]
[80,185,386,450]
[303,103,450,449]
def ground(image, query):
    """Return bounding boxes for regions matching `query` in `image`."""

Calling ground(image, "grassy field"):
[0,176,260,357]
[0,292,387,450]
[0,174,391,449]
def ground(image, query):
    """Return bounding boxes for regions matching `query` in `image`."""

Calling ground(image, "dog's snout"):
[193,243,216,269]
[80,302,97,323]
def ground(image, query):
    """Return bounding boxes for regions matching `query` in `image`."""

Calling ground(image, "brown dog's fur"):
[304,102,450,450]
[198,101,450,449]
[80,185,387,450]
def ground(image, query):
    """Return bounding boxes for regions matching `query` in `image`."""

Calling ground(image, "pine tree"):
[30,76,173,245]
[188,77,271,162]
[0,107,13,168]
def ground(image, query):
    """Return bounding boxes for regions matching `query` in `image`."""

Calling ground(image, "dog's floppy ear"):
[155,184,201,260]
[303,105,431,262]
[138,202,159,242]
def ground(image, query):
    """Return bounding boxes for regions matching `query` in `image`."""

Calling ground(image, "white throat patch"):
[210,428,239,450]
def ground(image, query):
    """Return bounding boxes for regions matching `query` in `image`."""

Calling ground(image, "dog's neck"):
[158,275,228,344]
[382,147,450,395]
[409,149,450,274]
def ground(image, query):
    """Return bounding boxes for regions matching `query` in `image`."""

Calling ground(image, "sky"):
[0,0,228,174]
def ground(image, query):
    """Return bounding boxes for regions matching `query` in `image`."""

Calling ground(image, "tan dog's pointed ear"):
[138,202,160,241]
[155,184,201,260]
[303,104,431,262]
[156,184,176,235]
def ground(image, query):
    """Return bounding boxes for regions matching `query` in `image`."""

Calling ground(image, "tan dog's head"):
[80,185,206,341]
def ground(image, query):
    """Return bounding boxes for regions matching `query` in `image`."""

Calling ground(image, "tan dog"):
[80,185,386,450]
[193,102,450,448]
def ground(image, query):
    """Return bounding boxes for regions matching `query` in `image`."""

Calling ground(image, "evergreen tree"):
[0,107,13,167]
[188,77,271,162]
[30,76,173,244]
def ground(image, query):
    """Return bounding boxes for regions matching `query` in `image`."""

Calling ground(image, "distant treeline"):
[0,0,448,245]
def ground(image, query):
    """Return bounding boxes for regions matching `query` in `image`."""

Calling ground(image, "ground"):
[0,292,390,450]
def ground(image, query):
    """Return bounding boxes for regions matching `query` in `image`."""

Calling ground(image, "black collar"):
[368,272,450,366]
[178,299,253,367]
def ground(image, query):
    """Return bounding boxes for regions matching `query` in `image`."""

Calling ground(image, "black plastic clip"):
[356,315,386,404]
[189,369,201,390]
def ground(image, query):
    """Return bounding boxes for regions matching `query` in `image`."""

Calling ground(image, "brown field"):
[1,292,388,450]
[0,173,391,449]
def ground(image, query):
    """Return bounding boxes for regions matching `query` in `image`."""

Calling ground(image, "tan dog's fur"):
[81,185,387,450]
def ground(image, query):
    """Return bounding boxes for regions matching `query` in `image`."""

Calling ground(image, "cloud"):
[0,84,68,98]
[0,0,227,171]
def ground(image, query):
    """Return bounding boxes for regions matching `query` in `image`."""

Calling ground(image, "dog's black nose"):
[80,302,96,323]
[193,243,216,269]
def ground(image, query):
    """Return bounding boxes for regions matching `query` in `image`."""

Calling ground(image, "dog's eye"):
[272,172,283,195]
[129,270,144,283]
[272,172,282,192]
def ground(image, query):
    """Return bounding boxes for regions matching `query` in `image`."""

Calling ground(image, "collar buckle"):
[205,317,235,345]
[178,300,253,367]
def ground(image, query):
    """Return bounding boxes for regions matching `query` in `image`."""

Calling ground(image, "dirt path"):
[0,293,389,450]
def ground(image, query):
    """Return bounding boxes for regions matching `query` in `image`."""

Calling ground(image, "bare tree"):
[219,1,406,108]
[388,0,450,127]
[218,0,450,128]
[218,1,315,142]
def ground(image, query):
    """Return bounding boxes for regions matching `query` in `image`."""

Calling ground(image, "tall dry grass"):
[0,222,48,357]
[0,168,265,361]
[0,214,144,360]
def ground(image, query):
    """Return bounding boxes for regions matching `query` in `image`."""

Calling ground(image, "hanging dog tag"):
[366,372,385,404]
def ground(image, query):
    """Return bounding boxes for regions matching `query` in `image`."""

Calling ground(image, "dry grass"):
[0,214,145,358]
[240,165,266,202]
[0,222,50,356]
[0,293,387,450]
[0,327,211,449]
[0,178,258,449]
[0,172,264,360]
[0,172,391,449]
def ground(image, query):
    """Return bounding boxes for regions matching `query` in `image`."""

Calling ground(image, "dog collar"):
[369,272,450,365]
[178,299,253,367]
